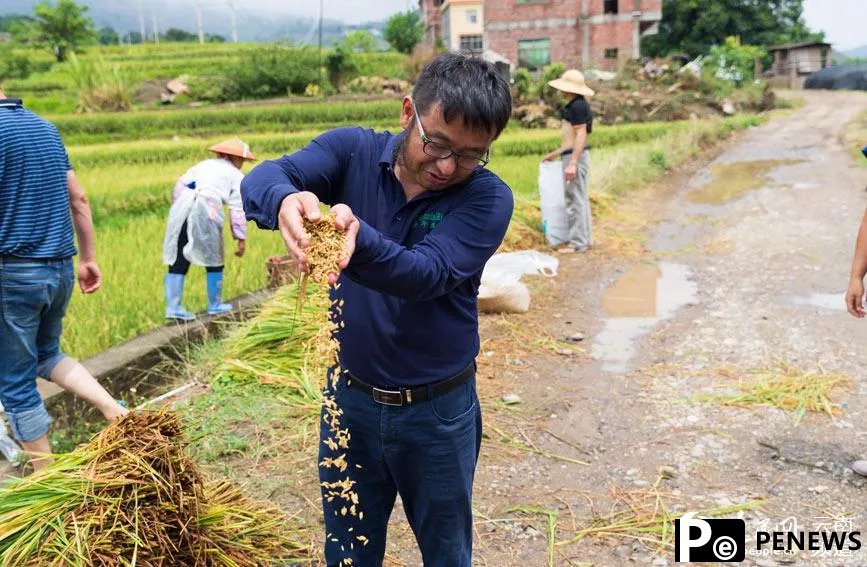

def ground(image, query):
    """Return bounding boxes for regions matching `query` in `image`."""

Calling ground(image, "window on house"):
[604,0,618,14]
[517,38,551,71]
[604,48,618,59]
[466,10,478,24]
[459,34,483,53]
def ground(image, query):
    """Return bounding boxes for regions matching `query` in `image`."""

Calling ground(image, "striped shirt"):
[0,99,76,259]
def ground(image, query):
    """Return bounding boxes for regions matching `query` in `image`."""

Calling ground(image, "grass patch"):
[698,361,853,425]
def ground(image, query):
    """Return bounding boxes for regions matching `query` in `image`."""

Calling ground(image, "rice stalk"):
[509,506,558,567]
[0,410,308,565]
[557,483,760,554]
[698,361,852,425]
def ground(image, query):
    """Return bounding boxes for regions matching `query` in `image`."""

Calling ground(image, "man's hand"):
[846,277,865,318]
[277,191,322,270]
[234,239,246,257]
[328,203,360,286]
[564,162,577,183]
[78,260,102,293]
[542,151,559,162]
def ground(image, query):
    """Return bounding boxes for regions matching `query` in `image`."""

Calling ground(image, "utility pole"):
[138,2,146,44]
[152,13,160,46]
[196,0,205,44]
[318,0,323,92]
[228,0,238,43]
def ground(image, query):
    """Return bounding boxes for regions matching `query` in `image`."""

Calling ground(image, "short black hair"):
[412,53,512,139]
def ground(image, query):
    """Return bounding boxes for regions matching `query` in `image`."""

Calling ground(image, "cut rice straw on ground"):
[698,361,852,425]
[509,506,558,567]
[557,481,761,553]
[0,410,307,565]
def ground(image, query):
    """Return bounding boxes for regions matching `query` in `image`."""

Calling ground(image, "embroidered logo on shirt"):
[412,211,445,230]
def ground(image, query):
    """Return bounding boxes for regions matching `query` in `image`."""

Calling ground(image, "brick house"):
[420,0,445,48]
[422,0,662,72]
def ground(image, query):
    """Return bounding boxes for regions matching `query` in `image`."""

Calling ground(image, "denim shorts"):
[0,257,74,441]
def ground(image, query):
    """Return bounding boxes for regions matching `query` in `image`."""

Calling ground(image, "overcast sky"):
[237,0,864,51]
[232,0,412,25]
[798,0,863,50]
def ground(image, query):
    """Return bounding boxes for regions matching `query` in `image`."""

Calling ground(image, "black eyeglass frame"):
[411,99,491,170]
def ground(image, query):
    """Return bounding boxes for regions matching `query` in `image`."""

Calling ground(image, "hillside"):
[0,0,391,44]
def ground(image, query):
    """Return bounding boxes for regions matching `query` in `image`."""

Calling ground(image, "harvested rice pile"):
[0,410,306,566]
[304,215,347,285]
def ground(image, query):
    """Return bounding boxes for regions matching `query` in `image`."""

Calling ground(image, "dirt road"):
[432,91,867,567]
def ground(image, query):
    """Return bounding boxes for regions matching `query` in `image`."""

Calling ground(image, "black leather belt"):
[346,363,474,406]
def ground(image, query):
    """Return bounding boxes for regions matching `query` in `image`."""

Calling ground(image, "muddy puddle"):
[592,262,697,373]
[687,160,800,205]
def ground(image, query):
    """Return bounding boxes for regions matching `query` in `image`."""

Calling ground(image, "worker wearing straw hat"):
[161,138,254,320]
[543,68,595,253]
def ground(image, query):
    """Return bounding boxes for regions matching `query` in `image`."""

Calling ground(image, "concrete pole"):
[138,2,146,43]
[152,13,160,46]
[196,0,205,44]
[581,0,590,68]
[228,0,238,43]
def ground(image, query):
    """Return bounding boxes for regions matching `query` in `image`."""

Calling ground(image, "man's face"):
[398,97,495,191]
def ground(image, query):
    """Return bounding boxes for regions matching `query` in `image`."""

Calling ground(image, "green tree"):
[342,30,378,53]
[163,27,198,42]
[97,25,118,45]
[706,36,767,83]
[383,11,423,55]
[642,0,823,58]
[33,0,95,62]
[325,43,358,90]
[1,15,39,43]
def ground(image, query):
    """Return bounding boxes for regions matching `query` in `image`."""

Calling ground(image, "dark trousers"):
[168,221,222,275]
[319,372,481,566]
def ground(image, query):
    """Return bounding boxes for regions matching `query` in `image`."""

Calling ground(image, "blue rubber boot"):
[164,273,196,321]
[206,271,232,315]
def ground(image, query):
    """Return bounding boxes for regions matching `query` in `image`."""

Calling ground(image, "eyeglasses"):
[411,100,490,170]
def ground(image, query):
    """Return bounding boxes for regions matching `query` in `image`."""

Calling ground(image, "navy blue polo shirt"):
[242,126,514,388]
[0,98,76,259]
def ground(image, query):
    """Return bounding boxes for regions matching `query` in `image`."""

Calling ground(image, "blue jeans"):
[0,258,73,441]
[319,371,482,566]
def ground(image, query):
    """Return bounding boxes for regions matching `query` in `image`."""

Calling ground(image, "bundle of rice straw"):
[0,410,307,566]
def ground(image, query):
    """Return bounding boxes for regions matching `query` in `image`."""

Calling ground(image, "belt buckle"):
[372,387,404,406]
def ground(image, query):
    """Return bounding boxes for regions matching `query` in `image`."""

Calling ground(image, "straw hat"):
[547,69,595,97]
[207,137,257,161]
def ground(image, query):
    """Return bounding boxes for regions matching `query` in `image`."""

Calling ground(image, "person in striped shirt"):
[0,86,128,471]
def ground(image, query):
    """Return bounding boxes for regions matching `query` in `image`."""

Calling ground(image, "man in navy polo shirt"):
[241,54,513,566]
[0,86,127,470]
